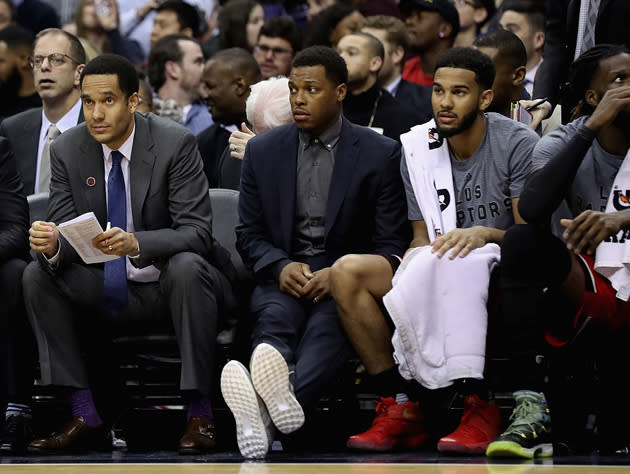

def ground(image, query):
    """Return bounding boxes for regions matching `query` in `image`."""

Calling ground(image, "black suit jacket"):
[236,118,411,277]
[395,79,433,125]
[0,137,30,263]
[197,123,232,188]
[343,83,419,142]
[0,106,85,195]
[46,113,233,276]
[533,0,630,107]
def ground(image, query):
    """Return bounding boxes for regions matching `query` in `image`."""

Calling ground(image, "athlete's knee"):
[330,254,366,296]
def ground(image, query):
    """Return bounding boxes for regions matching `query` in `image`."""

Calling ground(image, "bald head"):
[203,48,262,124]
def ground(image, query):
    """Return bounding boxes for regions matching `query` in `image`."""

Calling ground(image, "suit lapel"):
[22,112,41,184]
[325,119,359,236]
[78,135,107,226]
[276,125,298,251]
[129,115,155,230]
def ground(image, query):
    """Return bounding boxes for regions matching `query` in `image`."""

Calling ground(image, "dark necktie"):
[103,150,128,314]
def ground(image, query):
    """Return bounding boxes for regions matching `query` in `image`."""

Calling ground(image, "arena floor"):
[1,450,630,473]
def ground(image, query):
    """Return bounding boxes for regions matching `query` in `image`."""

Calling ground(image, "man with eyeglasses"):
[253,17,301,80]
[0,25,41,122]
[0,28,86,196]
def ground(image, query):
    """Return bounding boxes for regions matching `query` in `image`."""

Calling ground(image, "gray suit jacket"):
[0,107,84,195]
[46,112,233,275]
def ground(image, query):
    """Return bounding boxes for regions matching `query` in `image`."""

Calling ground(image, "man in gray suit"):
[24,54,235,454]
[0,28,86,195]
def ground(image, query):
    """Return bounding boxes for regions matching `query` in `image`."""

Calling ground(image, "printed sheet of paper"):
[57,212,119,264]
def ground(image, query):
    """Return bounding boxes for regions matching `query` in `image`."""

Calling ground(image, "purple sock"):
[69,389,103,427]
[187,397,213,422]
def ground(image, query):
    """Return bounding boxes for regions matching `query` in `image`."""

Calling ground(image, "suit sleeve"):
[236,141,291,276]
[371,142,412,256]
[532,1,572,107]
[133,131,214,267]
[0,138,29,262]
[45,138,83,269]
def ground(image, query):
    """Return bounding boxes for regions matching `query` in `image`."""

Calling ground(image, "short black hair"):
[157,0,202,38]
[434,47,495,90]
[292,45,348,86]
[210,47,262,84]
[258,16,302,53]
[501,0,546,33]
[345,31,384,60]
[0,24,34,52]
[148,34,197,90]
[35,28,86,65]
[564,44,630,121]
[80,54,139,98]
[474,29,527,70]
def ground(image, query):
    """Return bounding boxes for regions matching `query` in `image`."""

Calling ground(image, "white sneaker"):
[250,343,305,434]
[220,360,273,459]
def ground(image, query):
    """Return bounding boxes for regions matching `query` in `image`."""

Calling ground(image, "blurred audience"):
[148,34,213,134]
[361,15,432,125]
[303,3,364,48]
[0,25,40,121]
[150,0,205,48]
[0,0,15,30]
[400,0,459,86]
[202,0,264,58]
[253,16,301,79]
[15,0,60,35]
[453,0,496,47]
[67,0,144,65]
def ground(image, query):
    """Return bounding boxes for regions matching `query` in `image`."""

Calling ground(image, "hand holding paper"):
[57,212,119,264]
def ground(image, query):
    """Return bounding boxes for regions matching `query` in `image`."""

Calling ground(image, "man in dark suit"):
[528,0,630,128]
[362,15,433,124]
[0,28,86,196]
[0,137,33,454]
[220,45,410,459]
[197,48,261,188]
[24,54,235,454]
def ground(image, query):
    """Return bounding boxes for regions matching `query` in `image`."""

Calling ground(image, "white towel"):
[594,148,630,301]
[385,244,500,389]
[400,119,457,240]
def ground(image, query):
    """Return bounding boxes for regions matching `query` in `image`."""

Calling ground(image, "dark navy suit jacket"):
[236,117,411,277]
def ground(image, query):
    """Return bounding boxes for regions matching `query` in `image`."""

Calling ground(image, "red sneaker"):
[438,394,502,454]
[347,397,429,451]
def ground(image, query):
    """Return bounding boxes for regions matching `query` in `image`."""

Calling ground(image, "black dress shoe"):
[28,416,112,454]
[0,415,32,455]
[178,417,217,454]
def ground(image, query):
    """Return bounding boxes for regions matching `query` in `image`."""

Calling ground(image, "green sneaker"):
[486,390,553,459]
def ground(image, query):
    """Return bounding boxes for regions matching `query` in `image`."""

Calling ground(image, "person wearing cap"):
[399,0,460,87]
[453,0,496,48]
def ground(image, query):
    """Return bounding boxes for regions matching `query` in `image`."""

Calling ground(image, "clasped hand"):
[278,262,330,302]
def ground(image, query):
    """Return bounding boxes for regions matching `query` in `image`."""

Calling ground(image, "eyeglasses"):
[254,44,293,57]
[29,53,77,69]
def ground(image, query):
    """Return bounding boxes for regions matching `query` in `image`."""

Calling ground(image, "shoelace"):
[505,399,546,436]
